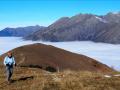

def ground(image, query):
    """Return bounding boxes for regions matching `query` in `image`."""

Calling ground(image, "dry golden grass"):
[0,66,120,90]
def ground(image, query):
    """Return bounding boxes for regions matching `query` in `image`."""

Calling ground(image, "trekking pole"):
[16,56,25,66]
[14,56,26,72]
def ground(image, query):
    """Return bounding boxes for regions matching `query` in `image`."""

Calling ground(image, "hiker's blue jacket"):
[4,56,15,66]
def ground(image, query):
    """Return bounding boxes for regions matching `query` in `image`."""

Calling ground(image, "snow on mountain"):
[95,16,107,23]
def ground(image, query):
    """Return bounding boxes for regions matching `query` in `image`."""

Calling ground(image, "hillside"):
[0,43,118,90]
[25,12,120,44]
[0,66,119,90]
[0,43,113,73]
[0,25,45,37]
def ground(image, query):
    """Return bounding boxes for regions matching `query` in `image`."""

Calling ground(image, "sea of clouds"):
[0,37,120,71]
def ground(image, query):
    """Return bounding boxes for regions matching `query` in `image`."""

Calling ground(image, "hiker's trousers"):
[6,64,13,81]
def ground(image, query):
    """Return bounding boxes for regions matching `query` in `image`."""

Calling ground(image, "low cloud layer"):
[0,37,120,71]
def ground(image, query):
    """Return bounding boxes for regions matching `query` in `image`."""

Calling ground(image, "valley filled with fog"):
[0,37,120,71]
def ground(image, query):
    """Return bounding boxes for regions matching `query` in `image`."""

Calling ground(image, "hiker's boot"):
[7,78,11,84]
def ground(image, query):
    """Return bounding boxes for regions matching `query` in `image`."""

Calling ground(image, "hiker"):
[3,52,16,82]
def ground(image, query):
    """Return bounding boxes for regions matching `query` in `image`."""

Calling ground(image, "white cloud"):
[0,37,120,71]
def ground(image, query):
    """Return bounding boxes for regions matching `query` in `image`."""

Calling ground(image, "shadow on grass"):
[11,76,34,83]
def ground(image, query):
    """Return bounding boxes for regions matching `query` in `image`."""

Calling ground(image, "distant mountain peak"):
[108,11,120,15]
[0,25,45,37]
[25,11,120,44]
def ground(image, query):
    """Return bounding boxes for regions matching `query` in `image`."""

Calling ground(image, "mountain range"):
[0,12,120,44]
[0,25,45,37]
[25,12,120,44]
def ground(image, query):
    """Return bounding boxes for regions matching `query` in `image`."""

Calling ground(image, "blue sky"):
[0,0,120,29]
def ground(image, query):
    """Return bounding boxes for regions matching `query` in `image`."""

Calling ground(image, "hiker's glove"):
[15,63,17,67]
[6,64,9,66]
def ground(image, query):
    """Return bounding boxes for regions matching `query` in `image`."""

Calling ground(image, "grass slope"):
[0,66,120,90]
[0,43,113,73]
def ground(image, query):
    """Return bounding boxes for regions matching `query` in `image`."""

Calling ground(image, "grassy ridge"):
[0,66,120,90]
